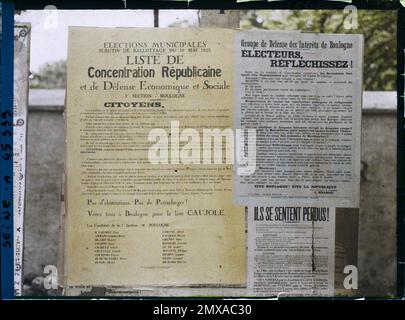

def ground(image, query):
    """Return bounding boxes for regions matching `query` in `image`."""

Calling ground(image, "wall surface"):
[23,89,397,296]
[24,109,64,281]
[359,112,397,296]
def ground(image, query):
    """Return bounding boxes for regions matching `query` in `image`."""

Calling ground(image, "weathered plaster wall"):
[358,112,397,296]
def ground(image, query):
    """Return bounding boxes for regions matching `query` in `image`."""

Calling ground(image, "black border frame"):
[1,0,403,300]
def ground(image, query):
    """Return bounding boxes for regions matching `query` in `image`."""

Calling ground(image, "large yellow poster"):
[64,27,245,287]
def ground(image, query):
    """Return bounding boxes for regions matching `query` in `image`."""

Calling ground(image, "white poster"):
[247,206,335,297]
[234,31,363,208]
